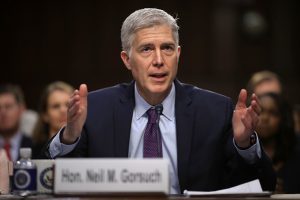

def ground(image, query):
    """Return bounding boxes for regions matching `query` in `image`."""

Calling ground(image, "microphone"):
[155,104,163,115]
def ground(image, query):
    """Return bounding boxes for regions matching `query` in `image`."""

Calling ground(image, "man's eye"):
[162,45,174,51]
[50,104,60,110]
[141,47,152,52]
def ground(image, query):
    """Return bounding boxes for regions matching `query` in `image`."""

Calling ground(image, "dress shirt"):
[49,83,261,194]
[0,131,22,162]
[129,83,179,194]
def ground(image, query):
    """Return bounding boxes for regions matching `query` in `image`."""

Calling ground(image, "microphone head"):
[155,104,163,115]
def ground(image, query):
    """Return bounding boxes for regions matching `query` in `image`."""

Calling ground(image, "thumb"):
[235,89,247,109]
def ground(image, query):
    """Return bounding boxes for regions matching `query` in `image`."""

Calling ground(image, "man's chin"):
[0,127,19,138]
[150,85,170,94]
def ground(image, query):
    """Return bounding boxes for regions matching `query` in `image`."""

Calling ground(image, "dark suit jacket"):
[20,134,32,148]
[46,80,276,193]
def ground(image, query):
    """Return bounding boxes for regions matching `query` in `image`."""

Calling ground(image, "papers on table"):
[184,179,271,197]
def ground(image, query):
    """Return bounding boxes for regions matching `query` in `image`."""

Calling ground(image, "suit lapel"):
[175,80,194,192]
[114,82,135,157]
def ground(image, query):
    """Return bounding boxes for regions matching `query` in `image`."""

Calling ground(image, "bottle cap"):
[19,148,32,159]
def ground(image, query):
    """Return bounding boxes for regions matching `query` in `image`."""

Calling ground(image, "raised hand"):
[62,84,88,144]
[232,89,261,148]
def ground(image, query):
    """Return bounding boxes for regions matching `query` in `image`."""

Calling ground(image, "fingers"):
[235,89,247,110]
[241,107,259,131]
[68,89,80,107]
[248,107,259,128]
[250,100,261,116]
[79,84,88,98]
[250,93,262,114]
[67,84,88,121]
[68,95,80,120]
[234,91,260,136]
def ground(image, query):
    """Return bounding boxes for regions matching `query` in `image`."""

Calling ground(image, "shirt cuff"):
[49,127,80,158]
[233,133,262,164]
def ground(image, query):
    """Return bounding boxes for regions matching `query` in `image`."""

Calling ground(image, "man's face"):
[256,95,280,140]
[121,25,180,104]
[254,79,282,96]
[0,93,24,135]
[43,90,70,138]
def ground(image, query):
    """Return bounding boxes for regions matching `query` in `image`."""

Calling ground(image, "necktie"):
[143,106,163,157]
[4,141,11,161]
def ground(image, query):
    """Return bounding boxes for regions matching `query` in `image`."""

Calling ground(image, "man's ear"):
[120,51,131,70]
[177,46,181,62]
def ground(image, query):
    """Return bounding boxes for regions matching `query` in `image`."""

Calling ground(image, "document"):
[184,179,271,197]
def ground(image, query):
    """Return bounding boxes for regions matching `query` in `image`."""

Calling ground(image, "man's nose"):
[152,50,164,67]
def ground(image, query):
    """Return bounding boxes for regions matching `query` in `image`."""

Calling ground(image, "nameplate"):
[54,158,169,195]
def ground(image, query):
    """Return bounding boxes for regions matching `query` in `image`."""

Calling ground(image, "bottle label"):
[13,168,37,191]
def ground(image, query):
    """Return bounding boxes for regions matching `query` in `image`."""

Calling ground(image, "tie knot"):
[147,108,158,124]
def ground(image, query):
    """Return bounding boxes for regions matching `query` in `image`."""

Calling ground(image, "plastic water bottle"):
[12,148,37,195]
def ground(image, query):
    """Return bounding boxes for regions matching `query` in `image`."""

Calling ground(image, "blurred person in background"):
[256,92,300,193]
[293,105,300,136]
[248,70,300,139]
[20,108,38,138]
[32,81,74,158]
[247,70,282,96]
[0,84,32,162]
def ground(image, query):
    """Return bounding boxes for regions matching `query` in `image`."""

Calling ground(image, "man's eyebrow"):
[136,42,176,49]
[161,42,176,46]
[137,43,153,48]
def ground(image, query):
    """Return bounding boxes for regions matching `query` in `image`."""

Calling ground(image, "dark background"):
[1,0,299,110]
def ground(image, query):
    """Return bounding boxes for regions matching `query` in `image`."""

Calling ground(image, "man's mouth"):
[149,73,168,78]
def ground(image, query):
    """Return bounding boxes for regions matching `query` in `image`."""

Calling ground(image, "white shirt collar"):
[0,131,22,150]
[134,82,175,121]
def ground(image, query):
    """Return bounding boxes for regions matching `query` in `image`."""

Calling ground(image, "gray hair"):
[121,8,179,53]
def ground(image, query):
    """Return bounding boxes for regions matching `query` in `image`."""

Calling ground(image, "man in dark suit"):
[46,8,276,194]
[0,84,33,162]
